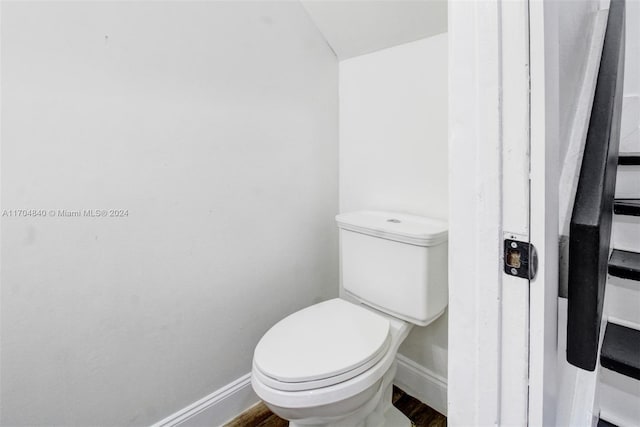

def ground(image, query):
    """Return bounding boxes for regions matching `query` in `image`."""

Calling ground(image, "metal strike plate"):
[504,237,538,280]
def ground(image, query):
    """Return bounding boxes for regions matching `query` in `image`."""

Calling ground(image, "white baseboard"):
[152,373,259,427]
[394,354,448,416]
[153,357,448,427]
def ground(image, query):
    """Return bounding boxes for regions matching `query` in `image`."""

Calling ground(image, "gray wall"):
[0,2,338,425]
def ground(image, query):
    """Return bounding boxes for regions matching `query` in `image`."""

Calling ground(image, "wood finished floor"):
[224,386,446,427]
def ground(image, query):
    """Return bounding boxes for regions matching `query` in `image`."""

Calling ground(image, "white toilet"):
[251,211,448,427]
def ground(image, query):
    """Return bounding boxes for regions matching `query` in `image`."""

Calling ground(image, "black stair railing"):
[567,0,626,371]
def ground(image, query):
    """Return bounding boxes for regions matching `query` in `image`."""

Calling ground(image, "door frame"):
[528,1,560,425]
[448,0,558,424]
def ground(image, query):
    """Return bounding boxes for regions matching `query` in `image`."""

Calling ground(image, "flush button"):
[387,218,401,223]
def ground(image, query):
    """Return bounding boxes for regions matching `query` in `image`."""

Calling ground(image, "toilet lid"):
[253,299,391,384]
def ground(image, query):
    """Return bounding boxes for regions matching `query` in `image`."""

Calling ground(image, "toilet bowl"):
[251,299,413,427]
[251,211,448,427]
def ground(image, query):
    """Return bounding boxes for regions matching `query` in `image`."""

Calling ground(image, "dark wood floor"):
[224,386,446,427]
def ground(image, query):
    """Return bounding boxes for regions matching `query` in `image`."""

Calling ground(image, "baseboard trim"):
[153,357,447,426]
[152,373,258,427]
[394,354,448,416]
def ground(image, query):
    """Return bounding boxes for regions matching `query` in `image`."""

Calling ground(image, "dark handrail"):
[567,0,626,371]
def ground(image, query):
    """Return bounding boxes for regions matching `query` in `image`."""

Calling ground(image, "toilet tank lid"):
[335,211,448,247]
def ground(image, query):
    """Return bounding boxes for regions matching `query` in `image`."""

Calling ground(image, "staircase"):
[597,114,640,427]
[566,1,640,425]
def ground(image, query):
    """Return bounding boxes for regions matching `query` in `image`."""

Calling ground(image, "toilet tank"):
[336,211,448,327]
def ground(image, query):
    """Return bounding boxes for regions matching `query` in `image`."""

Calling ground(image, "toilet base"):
[288,364,411,427]
[384,405,413,427]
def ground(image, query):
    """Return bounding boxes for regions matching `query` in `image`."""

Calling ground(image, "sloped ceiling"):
[300,0,447,60]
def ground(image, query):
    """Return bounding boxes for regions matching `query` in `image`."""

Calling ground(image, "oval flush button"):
[387,218,401,223]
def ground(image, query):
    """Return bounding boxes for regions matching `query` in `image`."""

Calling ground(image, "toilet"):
[251,211,448,427]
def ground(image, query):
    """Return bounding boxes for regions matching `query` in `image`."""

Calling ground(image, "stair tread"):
[614,199,640,216]
[600,322,640,380]
[609,249,640,281]
[618,152,640,165]
[597,419,618,427]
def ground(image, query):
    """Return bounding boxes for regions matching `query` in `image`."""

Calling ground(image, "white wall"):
[624,0,640,97]
[339,35,448,221]
[622,0,640,148]
[300,0,447,60]
[339,34,448,383]
[0,2,338,425]
[558,0,601,164]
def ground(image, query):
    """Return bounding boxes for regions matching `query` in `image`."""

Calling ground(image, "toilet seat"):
[253,299,391,391]
[251,304,412,411]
